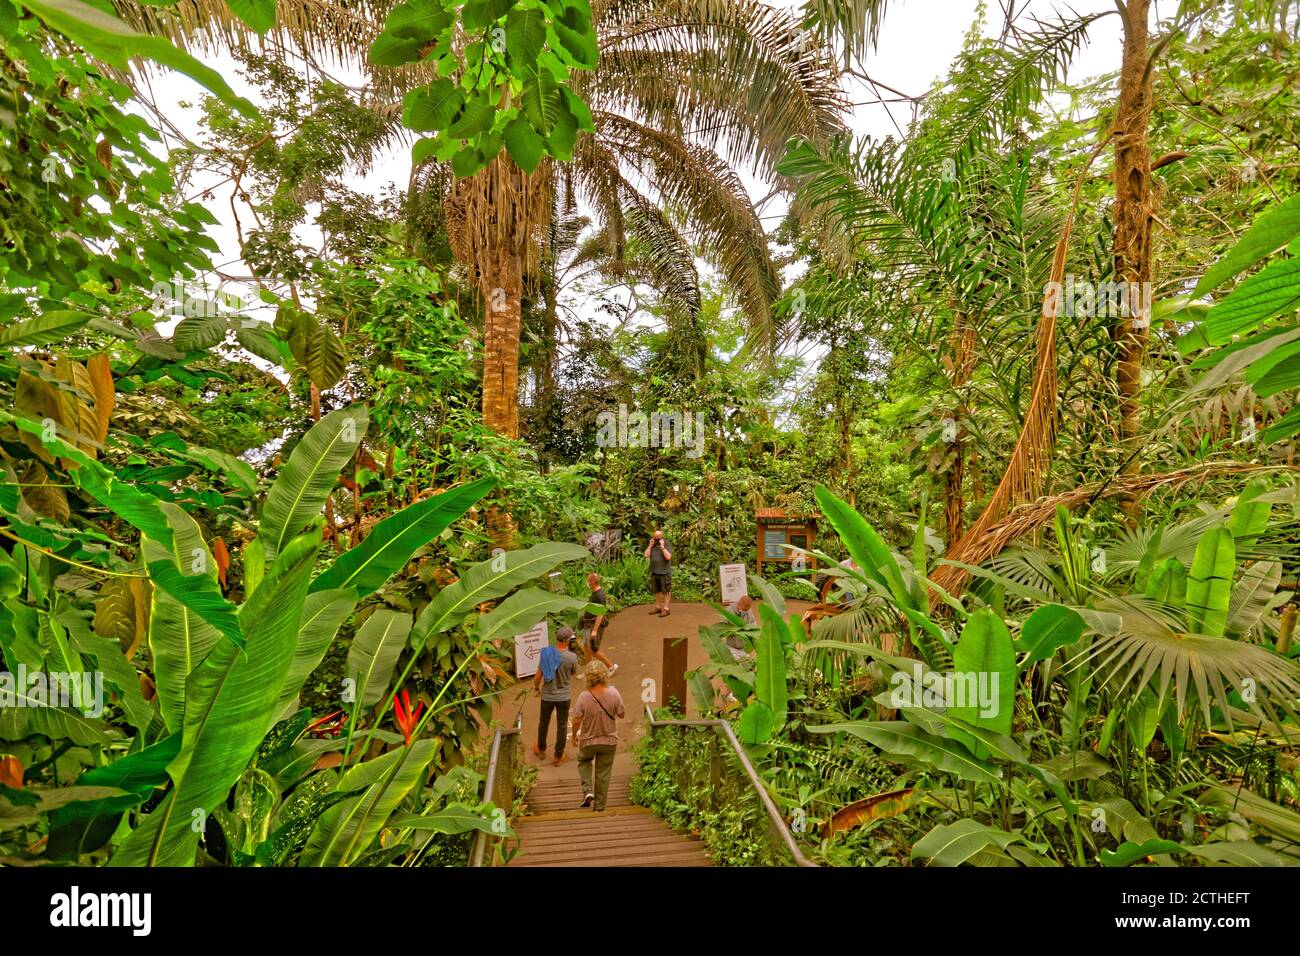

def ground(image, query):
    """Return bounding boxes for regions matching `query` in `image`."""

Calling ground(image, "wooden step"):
[508,769,711,867]
[524,777,634,813]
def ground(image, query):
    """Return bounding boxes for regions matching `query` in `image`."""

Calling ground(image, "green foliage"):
[378,0,598,176]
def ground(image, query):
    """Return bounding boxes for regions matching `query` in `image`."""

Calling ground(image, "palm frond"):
[1083,595,1300,729]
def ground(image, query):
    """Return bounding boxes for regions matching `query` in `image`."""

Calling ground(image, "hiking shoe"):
[552,753,568,766]
[532,744,545,759]
[607,664,619,677]
[661,610,671,618]
[580,793,594,808]
[649,608,662,615]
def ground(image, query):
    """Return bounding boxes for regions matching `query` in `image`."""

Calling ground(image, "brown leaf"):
[18,460,69,523]
[313,752,345,772]
[85,353,114,443]
[93,576,151,658]
[14,369,62,462]
[0,755,23,788]
[95,138,112,172]
[53,356,100,462]
[824,788,917,836]
[212,537,230,590]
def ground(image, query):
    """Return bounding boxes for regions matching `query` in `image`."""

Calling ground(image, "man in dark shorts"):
[644,529,673,616]
[578,572,617,675]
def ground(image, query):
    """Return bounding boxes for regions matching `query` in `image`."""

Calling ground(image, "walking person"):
[644,529,673,617]
[578,572,618,676]
[533,627,579,766]
[570,661,625,811]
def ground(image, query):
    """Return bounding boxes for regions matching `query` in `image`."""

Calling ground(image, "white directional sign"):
[514,621,548,680]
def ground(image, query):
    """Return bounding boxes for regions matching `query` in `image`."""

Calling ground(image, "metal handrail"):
[468,710,523,868]
[642,703,818,867]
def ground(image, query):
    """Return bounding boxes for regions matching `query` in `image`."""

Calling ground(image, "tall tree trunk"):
[943,313,977,544]
[1112,0,1155,523]
[482,247,523,547]
[481,249,523,440]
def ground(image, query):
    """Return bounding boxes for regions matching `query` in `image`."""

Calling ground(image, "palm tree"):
[115,0,849,541]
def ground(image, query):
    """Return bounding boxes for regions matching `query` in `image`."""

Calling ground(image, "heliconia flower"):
[393,689,425,746]
[306,710,345,738]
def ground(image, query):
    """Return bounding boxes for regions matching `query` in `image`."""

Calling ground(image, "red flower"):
[306,710,345,738]
[393,689,424,746]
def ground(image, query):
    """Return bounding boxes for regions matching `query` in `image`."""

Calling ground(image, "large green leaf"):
[1203,258,1300,343]
[912,819,1022,866]
[410,542,588,647]
[1186,526,1235,636]
[807,720,1002,784]
[477,588,594,641]
[146,559,242,648]
[1226,478,1272,546]
[0,310,91,347]
[310,478,494,596]
[1194,193,1300,298]
[144,503,224,733]
[1144,556,1187,606]
[1017,603,1086,668]
[226,0,277,33]
[275,589,358,715]
[110,533,318,866]
[814,484,912,609]
[503,6,546,76]
[346,609,414,708]
[260,406,368,562]
[299,739,437,866]
[0,411,175,546]
[369,0,452,66]
[390,804,502,836]
[21,0,258,119]
[949,609,1015,756]
[753,604,788,730]
[737,700,774,745]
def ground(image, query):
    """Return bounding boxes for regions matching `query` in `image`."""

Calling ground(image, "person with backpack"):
[533,626,579,766]
[569,661,625,811]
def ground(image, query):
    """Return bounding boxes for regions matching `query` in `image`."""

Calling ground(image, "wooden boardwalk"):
[506,758,712,867]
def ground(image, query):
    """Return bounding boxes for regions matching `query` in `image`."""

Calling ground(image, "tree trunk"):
[1112,0,1155,523]
[943,313,977,544]
[481,246,523,548]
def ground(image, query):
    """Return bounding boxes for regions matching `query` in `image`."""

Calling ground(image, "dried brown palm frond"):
[939,462,1287,594]
[928,143,1108,604]
[112,0,394,66]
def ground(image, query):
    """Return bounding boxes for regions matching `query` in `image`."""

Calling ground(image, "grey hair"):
[584,660,610,688]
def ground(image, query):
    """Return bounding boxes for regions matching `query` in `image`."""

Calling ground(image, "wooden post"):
[662,636,688,717]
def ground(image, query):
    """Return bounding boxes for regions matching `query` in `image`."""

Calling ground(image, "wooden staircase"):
[507,763,712,867]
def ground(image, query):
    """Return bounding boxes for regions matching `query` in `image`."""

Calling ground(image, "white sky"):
[136,0,1143,376]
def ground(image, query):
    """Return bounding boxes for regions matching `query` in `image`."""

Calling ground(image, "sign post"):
[513,621,548,680]
[719,562,747,605]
